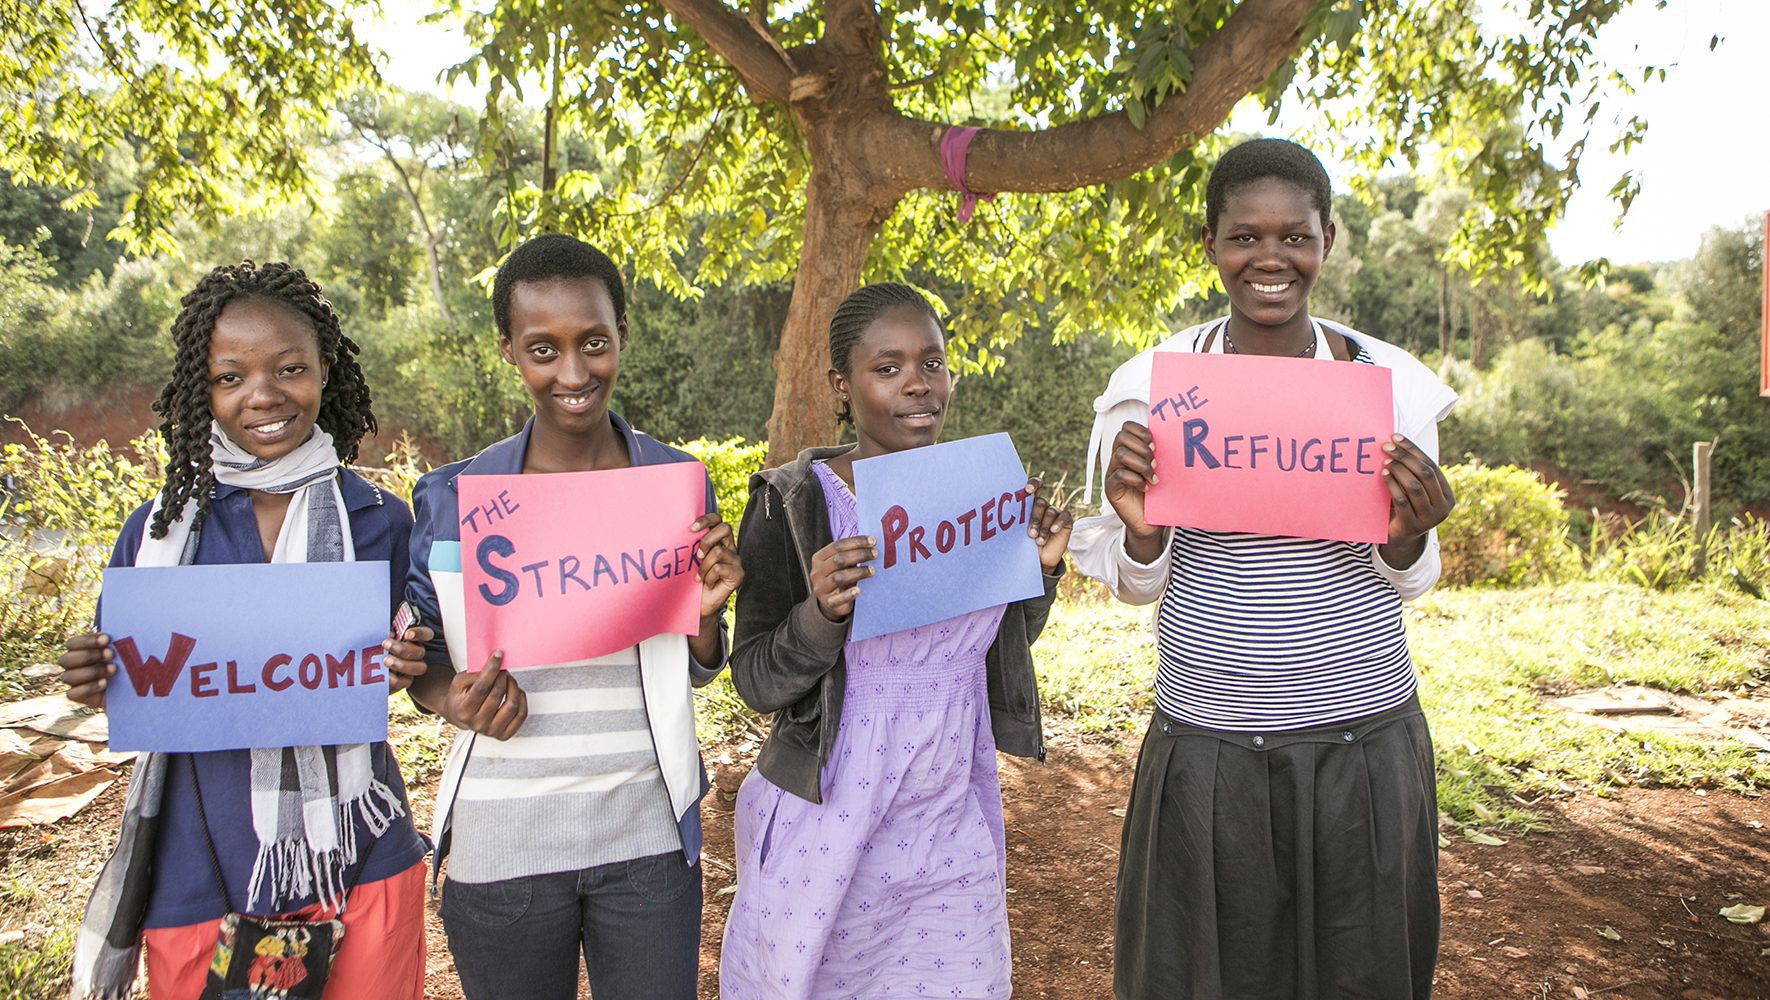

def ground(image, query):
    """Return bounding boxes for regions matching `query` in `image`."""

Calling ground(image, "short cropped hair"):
[826,282,943,425]
[492,233,627,339]
[1204,138,1333,232]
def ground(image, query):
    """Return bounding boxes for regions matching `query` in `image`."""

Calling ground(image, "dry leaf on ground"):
[1718,903,1764,924]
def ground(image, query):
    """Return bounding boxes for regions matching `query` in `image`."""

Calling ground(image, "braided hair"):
[827,283,942,425]
[148,261,376,539]
[1203,138,1333,232]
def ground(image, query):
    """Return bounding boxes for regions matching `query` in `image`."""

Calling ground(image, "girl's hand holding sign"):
[381,627,526,739]
[444,650,527,741]
[1023,479,1075,572]
[691,511,743,666]
[1104,420,1163,563]
[58,632,116,708]
[809,536,878,622]
[1378,434,1455,569]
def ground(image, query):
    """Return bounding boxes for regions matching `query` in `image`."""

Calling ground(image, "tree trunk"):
[368,138,457,332]
[764,161,894,464]
[1470,295,1486,368]
[1437,265,1448,358]
[539,36,562,230]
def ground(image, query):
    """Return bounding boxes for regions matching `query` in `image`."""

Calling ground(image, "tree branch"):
[864,0,1319,195]
[602,96,736,218]
[351,122,458,332]
[821,0,882,58]
[658,0,796,103]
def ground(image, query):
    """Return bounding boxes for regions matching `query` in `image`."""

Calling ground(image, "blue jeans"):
[440,851,702,1000]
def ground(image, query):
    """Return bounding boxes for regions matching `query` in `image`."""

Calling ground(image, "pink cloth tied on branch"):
[941,125,995,224]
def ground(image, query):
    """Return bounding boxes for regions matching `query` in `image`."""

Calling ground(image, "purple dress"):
[720,461,1013,999]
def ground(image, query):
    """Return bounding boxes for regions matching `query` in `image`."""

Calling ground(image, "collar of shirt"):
[449,411,644,484]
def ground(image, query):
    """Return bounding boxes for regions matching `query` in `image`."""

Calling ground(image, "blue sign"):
[99,562,392,752]
[851,433,1045,641]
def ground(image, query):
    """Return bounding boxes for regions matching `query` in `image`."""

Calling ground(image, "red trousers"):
[143,860,427,1000]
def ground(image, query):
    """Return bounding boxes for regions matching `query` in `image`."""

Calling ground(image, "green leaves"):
[1,0,1691,412]
[1,0,378,255]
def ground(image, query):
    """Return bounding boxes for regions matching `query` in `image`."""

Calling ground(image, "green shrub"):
[0,425,165,694]
[1712,516,1770,598]
[1585,512,1770,595]
[350,432,431,506]
[676,437,767,529]
[1586,510,1694,591]
[1437,463,1580,586]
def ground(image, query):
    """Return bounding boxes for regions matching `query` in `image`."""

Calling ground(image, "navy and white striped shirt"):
[1153,527,1415,730]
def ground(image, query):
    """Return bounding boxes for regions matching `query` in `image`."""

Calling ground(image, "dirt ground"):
[5,729,1767,999]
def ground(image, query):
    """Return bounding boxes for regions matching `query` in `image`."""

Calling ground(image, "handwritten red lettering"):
[114,633,197,698]
[360,645,386,686]
[263,653,294,691]
[225,659,257,694]
[298,654,323,690]
[325,650,357,688]
[189,661,220,698]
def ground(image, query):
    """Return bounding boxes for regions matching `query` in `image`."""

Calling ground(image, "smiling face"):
[499,276,629,441]
[206,298,329,461]
[830,306,951,458]
[1203,176,1335,347]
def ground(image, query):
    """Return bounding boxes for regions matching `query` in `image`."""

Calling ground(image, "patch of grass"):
[1036,582,1770,830]
[1031,598,1158,734]
[1411,582,1770,825]
[0,877,77,999]
[387,691,453,786]
[695,672,757,745]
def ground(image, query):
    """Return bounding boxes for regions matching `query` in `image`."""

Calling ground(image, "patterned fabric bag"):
[198,911,343,1000]
[185,755,370,1000]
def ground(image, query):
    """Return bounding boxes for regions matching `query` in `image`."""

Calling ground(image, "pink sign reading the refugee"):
[459,463,706,670]
[1143,351,1394,544]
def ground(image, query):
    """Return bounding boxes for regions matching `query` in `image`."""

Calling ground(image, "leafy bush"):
[1582,512,1769,595]
[1712,516,1770,599]
[0,425,165,692]
[1585,510,1695,591]
[1437,463,1580,587]
[350,299,530,460]
[0,245,179,411]
[351,432,431,505]
[676,437,767,529]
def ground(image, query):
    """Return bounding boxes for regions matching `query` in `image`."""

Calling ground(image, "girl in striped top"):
[1069,138,1458,999]
[384,235,742,1000]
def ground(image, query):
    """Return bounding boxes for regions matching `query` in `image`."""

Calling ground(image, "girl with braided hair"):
[59,261,430,1000]
[718,282,1074,998]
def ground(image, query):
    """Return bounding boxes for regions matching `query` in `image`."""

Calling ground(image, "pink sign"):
[1144,352,1394,544]
[459,463,706,670]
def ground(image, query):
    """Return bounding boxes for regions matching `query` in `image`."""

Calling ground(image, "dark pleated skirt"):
[1113,696,1440,1000]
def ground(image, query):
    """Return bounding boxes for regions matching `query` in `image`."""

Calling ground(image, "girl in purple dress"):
[719,283,1073,998]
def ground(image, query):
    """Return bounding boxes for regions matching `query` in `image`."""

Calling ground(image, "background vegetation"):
[3,134,1766,514]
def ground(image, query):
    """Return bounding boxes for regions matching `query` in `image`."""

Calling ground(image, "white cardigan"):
[1070,317,1459,605]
